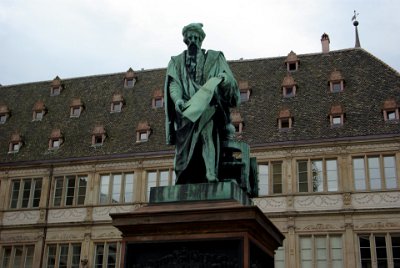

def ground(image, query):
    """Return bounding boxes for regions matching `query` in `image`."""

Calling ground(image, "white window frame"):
[52,175,87,207]
[0,244,35,268]
[45,243,81,268]
[358,233,400,268]
[94,242,120,268]
[146,169,175,201]
[299,235,343,268]
[99,172,136,204]
[297,158,339,193]
[9,178,42,209]
[258,162,283,196]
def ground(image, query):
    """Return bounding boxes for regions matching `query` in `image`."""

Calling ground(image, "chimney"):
[321,33,330,53]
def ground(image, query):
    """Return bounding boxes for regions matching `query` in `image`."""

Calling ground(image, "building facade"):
[0,36,399,267]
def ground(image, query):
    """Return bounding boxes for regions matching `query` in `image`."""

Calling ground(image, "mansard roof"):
[0,48,399,164]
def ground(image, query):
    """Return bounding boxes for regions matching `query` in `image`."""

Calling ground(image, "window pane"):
[95,245,104,268]
[311,160,323,192]
[272,163,282,193]
[107,243,117,268]
[159,171,169,187]
[274,246,285,268]
[77,176,87,205]
[316,237,327,268]
[65,176,76,205]
[53,177,64,207]
[353,158,366,190]
[368,157,382,190]
[330,236,343,268]
[298,161,308,192]
[100,175,110,204]
[112,174,122,203]
[375,236,387,267]
[300,237,312,268]
[124,173,134,203]
[25,246,35,268]
[384,156,397,189]
[33,179,42,207]
[58,244,69,268]
[14,246,23,268]
[71,244,81,268]
[47,245,57,268]
[1,247,11,268]
[258,164,269,196]
[392,236,400,266]
[11,181,21,208]
[21,179,32,208]
[359,236,371,267]
[326,159,338,191]
[147,171,157,201]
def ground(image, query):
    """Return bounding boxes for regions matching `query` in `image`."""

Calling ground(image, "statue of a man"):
[164,23,240,184]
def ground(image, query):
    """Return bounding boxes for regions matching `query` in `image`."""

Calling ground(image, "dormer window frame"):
[124,68,137,88]
[111,93,124,113]
[92,126,107,147]
[329,69,345,93]
[48,129,63,150]
[239,81,251,102]
[136,122,151,143]
[281,74,297,98]
[278,109,293,130]
[231,111,244,135]
[0,105,10,124]
[8,133,23,154]
[329,104,345,127]
[33,110,45,121]
[50,76,63,96]
[285,51,299,72]
[70,98,84,118]
[382,99,399,122]
[152,89,164,109]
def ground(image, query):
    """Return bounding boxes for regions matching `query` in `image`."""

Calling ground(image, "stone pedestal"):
[111,182,284,268]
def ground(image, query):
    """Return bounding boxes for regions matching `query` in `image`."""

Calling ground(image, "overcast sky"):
[0,0,399,86]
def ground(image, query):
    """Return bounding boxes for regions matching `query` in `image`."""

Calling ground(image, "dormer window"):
[124,68,137,88]
[111,93,124,113]
[282,74,297,98]
[50,76,63,96]
[285,51,299,72]
[92,126,106,146]
[8,133,23,153]
[49,129,63,150]
[70,98,84,118]
[136,122,151,142]
[239,81,251,102]
[231,111,244,135]
[278,108,293,130]
[152,89,164,108]
[0,105,10,124]
[32,101,46,121]
[329,104,345,127]
[329,69,344,93]
[383,99,399,122]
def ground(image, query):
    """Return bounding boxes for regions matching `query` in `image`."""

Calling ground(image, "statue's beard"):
[188,43,198,57]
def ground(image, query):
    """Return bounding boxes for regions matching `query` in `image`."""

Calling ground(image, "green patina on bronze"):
[164,23,258,197]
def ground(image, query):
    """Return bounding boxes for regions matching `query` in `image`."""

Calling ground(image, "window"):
[10,178,42,209]
[329,104,345,127]
[125,78,135,88]
[51,86,61,96]
[353,155,398,191]
[8,133,23,153]
[111,102,122,113]
[258,162,283,195]
[33,110,44,121]
[300,235,343,268]
[94,242,120,268]
[52,175,87,207]
[124,68,137,88]
[278,109,293,130]
[383,99,399,122]
[285,51,299,71]
[91,126,106,146]
[239,81,251,102]
[0,245,34,268]
[9,142,20,152]
[359,234,400,268]
[99,173,135,204]
[45,243,81,268]
[146,169,175,201]
[0,114,8,124]
[297,159,338,192]
[154,97,163,108]
[240,91,249,102]
[332,116,342,125]
[329,69,344,93]
[231,112,243,135]
[136,122,151,143]
[32,100,46,121]
[281,74,297,98]
[0,105,10,124]
[274,246,285,268]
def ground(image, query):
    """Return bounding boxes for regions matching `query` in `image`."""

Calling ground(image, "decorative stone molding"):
[48,208,87,224]
[253,197,287,213]
[93,204,142,221]
[352,192,400,209]
[2,210,40,226]
[294,194,343,211]
[302,223,342,231]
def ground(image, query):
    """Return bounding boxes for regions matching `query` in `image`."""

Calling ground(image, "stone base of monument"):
[111,181,284,268]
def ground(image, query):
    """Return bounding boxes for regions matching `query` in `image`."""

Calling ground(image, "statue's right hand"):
[175,99,185,114]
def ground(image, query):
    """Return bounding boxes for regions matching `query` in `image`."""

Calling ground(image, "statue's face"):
[184,31,202,55]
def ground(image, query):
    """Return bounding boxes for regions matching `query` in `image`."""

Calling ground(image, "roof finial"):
[352,10,361,48]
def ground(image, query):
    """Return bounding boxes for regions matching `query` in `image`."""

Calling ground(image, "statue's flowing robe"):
[164,50,239,184]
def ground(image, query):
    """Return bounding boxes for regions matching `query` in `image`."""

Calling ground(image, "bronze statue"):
[164,23,240,184]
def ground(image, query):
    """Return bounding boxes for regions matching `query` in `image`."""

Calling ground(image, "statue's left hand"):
[217,72,227,82]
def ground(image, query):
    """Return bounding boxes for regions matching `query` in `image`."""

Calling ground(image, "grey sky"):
[0,0,399,86]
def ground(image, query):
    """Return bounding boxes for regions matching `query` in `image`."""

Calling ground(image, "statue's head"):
[182,23,205,55]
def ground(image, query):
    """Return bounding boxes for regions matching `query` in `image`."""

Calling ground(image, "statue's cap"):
[182,23,206,41]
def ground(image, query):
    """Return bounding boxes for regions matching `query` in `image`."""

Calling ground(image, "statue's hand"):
[175,99,185,114]
[217,72,227,82]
